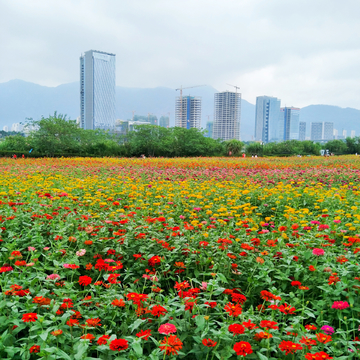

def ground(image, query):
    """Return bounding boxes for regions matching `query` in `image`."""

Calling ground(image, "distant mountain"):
[1,79,359,141]
[300,105,360,137]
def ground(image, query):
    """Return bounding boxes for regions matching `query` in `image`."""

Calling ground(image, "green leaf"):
[195,316,205,331]
[74,342,89,360]
[129,318,145,333]
[256,352,269,360]
[132,341,143,356]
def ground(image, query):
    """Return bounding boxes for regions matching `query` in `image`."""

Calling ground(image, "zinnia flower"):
[78,275,92,286]
[136,329,152,340]
[97,335,110,345]
[22,313,38,323]
[159,335,183,356]
[279,340,303,355]
[228,323,245,336]
[158,323,177,335]
[29,345,40,353]
[312,248,325,256]
[109,338,129,351]
[320,325,334,335]
[331,301,349,310]
[233,341,253,356]
[202,338,217,347]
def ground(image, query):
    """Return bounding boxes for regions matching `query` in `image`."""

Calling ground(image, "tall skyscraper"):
[323,122,334,140]
[351,130,356,138]
[311,122,323,141]
[299,122,306,141]
[254,96,281,143]
[80,50,116,130]
[175,96,201,129]
[213,91,241,141]
[159,116,170,128]
[205,121,213,138]
[281,107,300,141]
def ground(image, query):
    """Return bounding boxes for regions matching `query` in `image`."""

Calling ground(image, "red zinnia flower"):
[316,333,332,344]
[85,318,102,327]
[151,305,167,317]
[97,335,110,345]
[305,351,333,359]
[80,333,95,342]
[224,302,242,317]
[278,303,296,315]
[159,335,183,356]
[242,319,258,329]
[78,275,92,286]
[233,341,253,356]
[158,323,177,335]
[22,313,38,323]
[112,298,125,307]
[260,320,278,330]
[148,255,161,267]
[305,324,317,331]
[279,340,303,355]
[51,329,63,336]
[29,345,40,353]
[136,329,152,340]
[300,336,317,350]
[109,338,129,351]
[202,338,217,347]
[254,332,272,341]
[228,323,245,336]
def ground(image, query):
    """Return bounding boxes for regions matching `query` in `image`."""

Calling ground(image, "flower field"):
[1,156,360,359]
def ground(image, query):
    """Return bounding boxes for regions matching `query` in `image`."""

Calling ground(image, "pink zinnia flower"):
[200,282,208,291]
[76,249,86,257]
[332,301,349,310]
[179,215,185,219]
[43,247,50,251]
[158,323,177,335]
[333,220,341,224]
[312,248,325,256]
[46,274,61,280]
[321,325,334,335]
[28,247,36,252]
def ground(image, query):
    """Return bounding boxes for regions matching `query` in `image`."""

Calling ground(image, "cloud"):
[0,0,359,108]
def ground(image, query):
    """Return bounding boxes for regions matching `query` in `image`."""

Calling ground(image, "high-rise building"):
[80,50,116,130]
[11,123,23,132]
[299,122,306,141]
[254,96,281,143]
[281,107,300,141]
[323,122,334,140]
[159,116,170,128]
[205,121,213,138]
[342,130,347,138]
[175,96,201,129]
[3,126,8,132]
[333,129,338,139]
[351,130,356,138]
[311,122,323,141]
[213,91,241,141]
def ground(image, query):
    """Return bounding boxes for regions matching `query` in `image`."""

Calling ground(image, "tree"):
[25,112,82,156]
[323,140,347,154]
[223,139,244,156]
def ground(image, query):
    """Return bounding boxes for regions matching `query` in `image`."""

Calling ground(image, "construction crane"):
[175,85,206,128]
[226,84,241,140]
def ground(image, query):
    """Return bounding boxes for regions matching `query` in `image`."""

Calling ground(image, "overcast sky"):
[1,0,360,108]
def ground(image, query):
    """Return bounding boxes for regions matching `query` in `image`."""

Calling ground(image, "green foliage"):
[223,139,244,156]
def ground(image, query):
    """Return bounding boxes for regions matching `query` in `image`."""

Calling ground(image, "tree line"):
[0,113,359,157]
